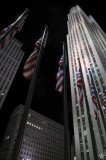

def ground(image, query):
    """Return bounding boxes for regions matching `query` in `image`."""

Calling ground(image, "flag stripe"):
[59,55,63,67]
[23,68,34,79]
[77,69,84,112]
[23,38,42,79]
[91,82,99,120]
[24,54,38,70]
[103,89,106,108]
[56,54,64,94]
[0,18,25,50]
[56,75,63,91]
[56,69,63,80]
[23,62,36,73]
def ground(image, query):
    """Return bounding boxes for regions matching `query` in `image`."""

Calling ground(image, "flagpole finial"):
[26,8,29,13]
[45,25,48,29]
[62,42,65,45]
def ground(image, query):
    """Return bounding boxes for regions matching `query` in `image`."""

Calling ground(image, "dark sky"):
[0,0,106,143]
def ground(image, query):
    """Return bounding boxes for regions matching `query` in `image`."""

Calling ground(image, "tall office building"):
[0,38,25,109]
[67,5,106,160]
[0,104,64,160]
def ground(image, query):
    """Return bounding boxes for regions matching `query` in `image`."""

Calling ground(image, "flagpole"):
[0,8,29,44]
[63,42,70,160]
[88,69,106,132]
[11,25,48,160]
[78,58,98,160]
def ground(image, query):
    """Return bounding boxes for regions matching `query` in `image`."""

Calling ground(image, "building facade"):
[0,38,25,109]
[0,104,64,160]
[67,5,106,160]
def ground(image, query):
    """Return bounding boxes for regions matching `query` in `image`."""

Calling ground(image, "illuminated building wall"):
[0,38,25,110]
[0,105,64,160]
[67,5,106,160]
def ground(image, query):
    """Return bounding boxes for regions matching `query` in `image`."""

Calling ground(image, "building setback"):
[0,38,25,110]
[0,104,64,160]
[67,5,106,160]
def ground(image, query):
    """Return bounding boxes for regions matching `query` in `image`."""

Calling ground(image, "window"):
[80,143,83,152]
[96,68,101,77]
[76,105,80,117]
[86,152,90,160]
[99,77,104,86]
[81,152,84,160]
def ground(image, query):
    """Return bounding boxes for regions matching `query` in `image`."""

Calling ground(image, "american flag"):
[0,18,25,50]
[77,69,84,112]
[23,38,42,80]
[103,88,106,108]
[91,83,99,120]
[56,54,64,94]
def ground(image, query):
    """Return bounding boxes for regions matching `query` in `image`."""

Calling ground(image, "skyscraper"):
[67,5,106,160]
[0,104,64,160]
[0,38,25,109]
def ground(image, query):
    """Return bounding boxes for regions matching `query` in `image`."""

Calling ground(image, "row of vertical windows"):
[75,13,92,160]
[24,132,63,146]
[80,22,106,148]
[91,22,106,49]
[75,25,86,66]
[91,24,106,53]
[82,21,106,72]
[80,23,105,101]
[78,24,91,63]
[21,141,63,154]
[80,24,98,68]
[80,24,106,112]
[0,44,23,102]
[69,24,90,159]
[72,30,77,72]
[28,114,63,134]
[94,31,106,55]
[26,121,63,136]
[20,135,64,160]
[77,118,85,160]
[69,9,106,159]
[69,12,105,159]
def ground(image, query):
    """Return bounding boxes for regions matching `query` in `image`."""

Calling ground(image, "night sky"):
[0,0,106,143]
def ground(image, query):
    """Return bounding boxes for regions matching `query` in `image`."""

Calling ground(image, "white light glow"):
[27,121,43,130]
[28,114,31,117]
[6,136,10,139]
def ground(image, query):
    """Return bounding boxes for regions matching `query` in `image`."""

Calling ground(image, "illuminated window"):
[28,114,31,117]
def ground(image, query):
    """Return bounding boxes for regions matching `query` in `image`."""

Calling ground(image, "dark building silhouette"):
[0,105,64,160]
